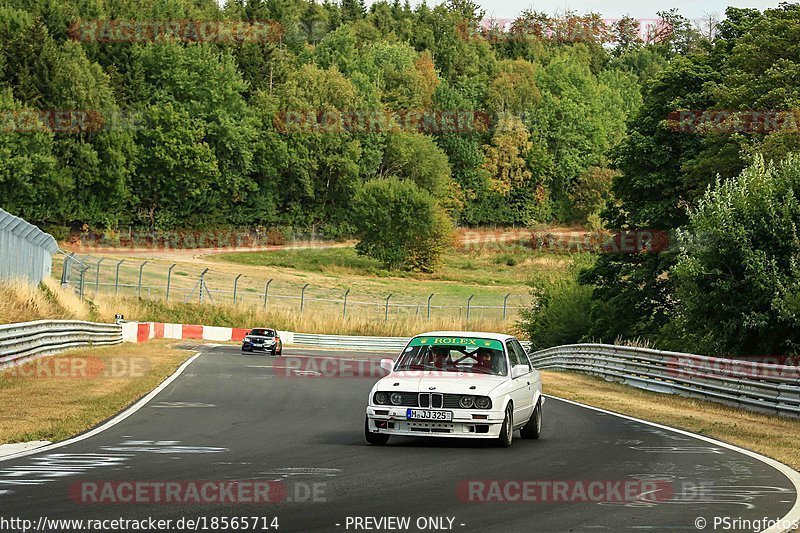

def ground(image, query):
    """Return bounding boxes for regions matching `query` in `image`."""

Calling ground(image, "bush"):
[517,258,595,350]
[353,178,453,272]
[666,155,800,356]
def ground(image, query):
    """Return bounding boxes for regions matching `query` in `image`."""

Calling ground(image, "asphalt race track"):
[0,345,796,533]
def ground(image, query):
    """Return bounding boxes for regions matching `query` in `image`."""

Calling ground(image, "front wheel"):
[497,405,513,447]
[270,347,277,356]
[365,417,390,446]
[520,398,542,439]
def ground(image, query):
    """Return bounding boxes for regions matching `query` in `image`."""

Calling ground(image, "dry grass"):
[542,370,800,471]
[0,341,190,444]
[0,280,516,336]
[0,279,67,323]
[91,293,516,336]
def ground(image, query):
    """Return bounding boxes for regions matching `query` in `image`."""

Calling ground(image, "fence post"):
[166,264,176,302]
[137,261,149,298]
[343,288,350,319]
[300,283,310,313]
[233,274,243,304]
[263,279,273,309]
[114,259,125,296]
[61,253,75,285]
[94,258,104,294]
[79,266,89,299]
[385,293,393,322]
[503,293,511,320]
[427,293,434,320]
[467,294,475,322]
[198,268,209,304]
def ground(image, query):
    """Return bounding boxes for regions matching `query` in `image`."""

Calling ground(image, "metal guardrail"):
[0,320,123,367]
[290,333,531,353]
[292,333,411,352]
[529,344,800,418]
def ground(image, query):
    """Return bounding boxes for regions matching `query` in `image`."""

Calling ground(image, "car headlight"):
[390,392,404,405]
[474,396,491,409]
[374,392,389,405]
[459,396,475,409]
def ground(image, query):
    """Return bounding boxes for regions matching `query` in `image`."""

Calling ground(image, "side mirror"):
[511,365,529,379]
[380,359,394,373]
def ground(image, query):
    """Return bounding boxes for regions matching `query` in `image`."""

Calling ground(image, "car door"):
[508,339,536,421]
[506,340,533,426]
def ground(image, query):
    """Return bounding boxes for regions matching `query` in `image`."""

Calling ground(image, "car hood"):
[376,371,506,396]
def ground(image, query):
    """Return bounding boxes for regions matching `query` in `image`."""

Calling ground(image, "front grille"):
[376,392,490,409]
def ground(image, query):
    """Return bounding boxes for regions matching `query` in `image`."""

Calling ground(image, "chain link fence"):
[56,252,527,323]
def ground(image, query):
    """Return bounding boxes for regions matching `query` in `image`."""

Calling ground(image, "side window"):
[506,341,521,368]
[511,340,531,371]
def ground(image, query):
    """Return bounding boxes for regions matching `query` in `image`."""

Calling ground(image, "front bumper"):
[242,342,276,351]
[366,406,505,439]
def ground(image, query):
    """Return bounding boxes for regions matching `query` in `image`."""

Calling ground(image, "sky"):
[368,0,790,21]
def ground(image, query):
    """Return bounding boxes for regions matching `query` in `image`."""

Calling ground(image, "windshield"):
[394,337,507,376]
[249,329,275,337]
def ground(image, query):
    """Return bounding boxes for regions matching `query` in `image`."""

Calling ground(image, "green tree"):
[353,177,453,271]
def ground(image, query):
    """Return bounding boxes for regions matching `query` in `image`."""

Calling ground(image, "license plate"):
[406,409,453,421]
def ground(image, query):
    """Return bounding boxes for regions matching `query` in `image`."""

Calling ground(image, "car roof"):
[414,331,517,342]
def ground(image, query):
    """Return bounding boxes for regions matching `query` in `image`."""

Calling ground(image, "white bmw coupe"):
[365,332,543,447]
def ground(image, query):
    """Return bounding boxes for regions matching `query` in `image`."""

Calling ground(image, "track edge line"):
[546,395,800,533]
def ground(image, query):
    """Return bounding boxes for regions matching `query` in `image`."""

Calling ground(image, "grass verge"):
[0,341,191,444]
[542,370,800,471]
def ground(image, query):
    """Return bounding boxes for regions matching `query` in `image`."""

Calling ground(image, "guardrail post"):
[343,288,350,319]
[503,293,511,320]
[300,283,310,313]
[427,293,434,320]
[137,261,149,298]
[467,294,475,322]
[166,264,176,302]
[263,279,273,309]
[385,293,393,322]
[94,258,105,294]
[114,259,125,296]
[233,274,243,304]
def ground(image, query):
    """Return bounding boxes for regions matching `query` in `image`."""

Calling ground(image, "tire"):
[365,417,390,446]
[497,404,513,448]
[520,398,542,440]
[270,347,277,356]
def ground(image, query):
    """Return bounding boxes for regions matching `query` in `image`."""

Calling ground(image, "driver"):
[473,348,494,373]
[429,346,451,369]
